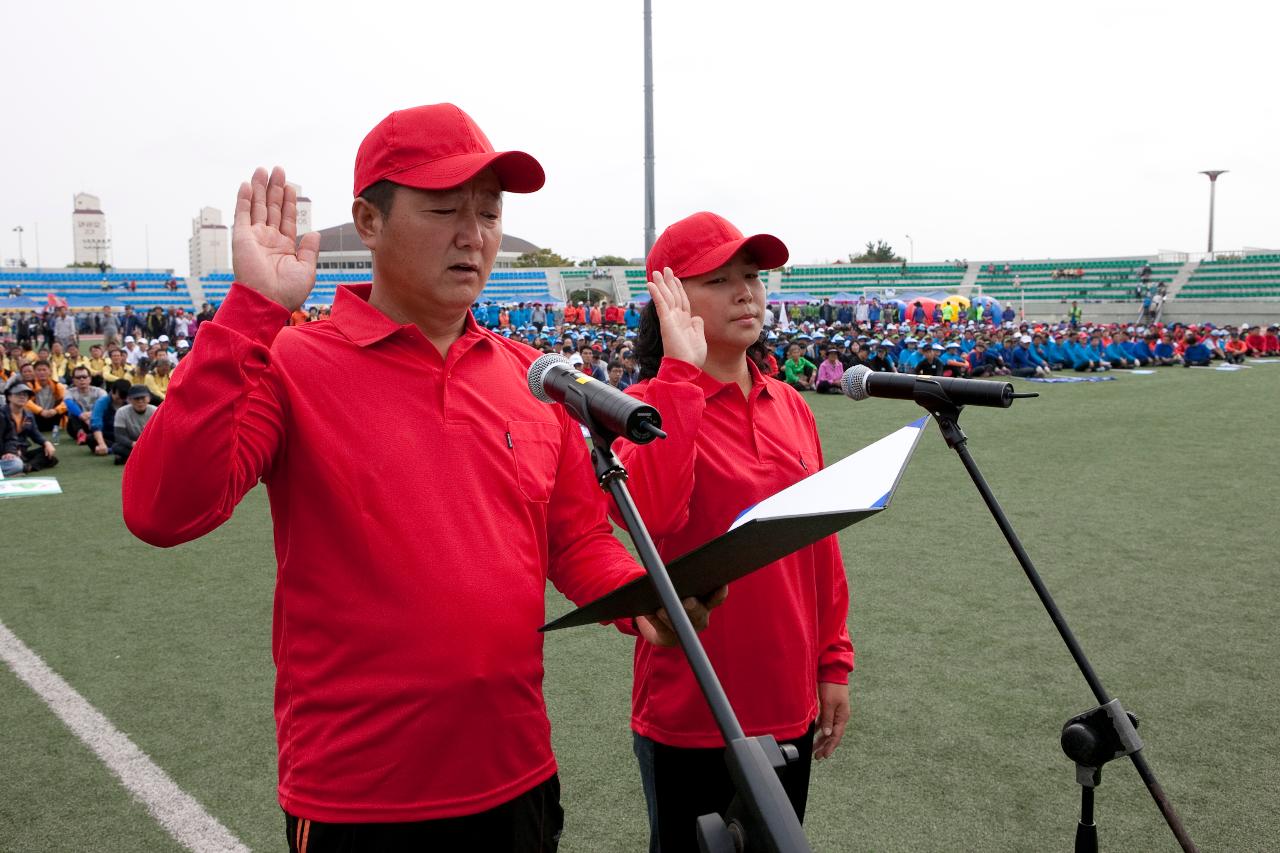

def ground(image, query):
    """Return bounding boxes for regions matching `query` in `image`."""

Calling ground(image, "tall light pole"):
[642,0,656,255]
[12,226,24,267]
[1199,170,1227,255]
[905,234,914,262]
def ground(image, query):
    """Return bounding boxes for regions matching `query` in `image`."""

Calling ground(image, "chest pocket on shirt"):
[506,420,561,503]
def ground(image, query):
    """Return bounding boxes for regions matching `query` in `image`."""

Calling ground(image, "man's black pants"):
[21,446,59,473]
[284,773,563,852]
[633,726,815,853]
[34,413,61,435]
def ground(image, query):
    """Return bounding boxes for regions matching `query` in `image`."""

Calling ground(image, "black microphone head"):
[527,353,569,404]
[841,364,873,401]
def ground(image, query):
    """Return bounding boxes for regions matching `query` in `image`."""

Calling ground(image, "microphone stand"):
[908,379,1198,853]
[575,406,812,853]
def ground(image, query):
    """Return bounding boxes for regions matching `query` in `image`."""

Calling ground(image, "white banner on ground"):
[0,477,62,499]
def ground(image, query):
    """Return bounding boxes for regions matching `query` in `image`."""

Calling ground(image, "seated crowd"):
[3,298,1278,477]
[762,319,1278,392]
[2,331,187,474]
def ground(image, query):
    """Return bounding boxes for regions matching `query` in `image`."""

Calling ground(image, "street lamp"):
[905,234,914,262]
[643,0,656,255]
[1199,170,1227,255]
[11,226,24,267]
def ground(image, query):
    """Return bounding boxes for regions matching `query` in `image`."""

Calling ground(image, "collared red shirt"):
[615,358,853,748]
[123,283,641,823]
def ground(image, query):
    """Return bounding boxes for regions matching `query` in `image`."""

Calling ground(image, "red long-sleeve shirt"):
[614,358,854,748]
[122,283,642,822]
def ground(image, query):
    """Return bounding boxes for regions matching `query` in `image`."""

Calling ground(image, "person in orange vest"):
[588,302,602,326]
[1223,331,1249,365]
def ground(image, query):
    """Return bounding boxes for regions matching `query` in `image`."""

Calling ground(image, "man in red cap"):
[123,103,711,851]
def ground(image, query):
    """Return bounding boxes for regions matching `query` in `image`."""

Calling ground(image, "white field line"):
[0,619,249,853]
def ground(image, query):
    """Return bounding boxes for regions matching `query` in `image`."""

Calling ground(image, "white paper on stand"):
[730,416,928,530]
[542,416,929,630]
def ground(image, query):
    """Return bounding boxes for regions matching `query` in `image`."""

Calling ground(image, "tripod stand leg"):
[915,398,1199,853]
[1075,785,1097,853]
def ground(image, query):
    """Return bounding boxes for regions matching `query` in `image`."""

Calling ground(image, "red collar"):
[330,284,484,349]
[690,358,774,402]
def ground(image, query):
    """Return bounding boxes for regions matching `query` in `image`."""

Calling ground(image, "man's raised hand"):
[232,167,322,312]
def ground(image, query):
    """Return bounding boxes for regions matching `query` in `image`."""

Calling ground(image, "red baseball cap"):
[354,103,545,197]
[646,212,788,279]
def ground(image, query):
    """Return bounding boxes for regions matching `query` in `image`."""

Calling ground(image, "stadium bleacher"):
[5,251,1278,318]
[1179,254,1280,299]
[201,269,560,308]
[0,269,193,308]
[781,263,966,298]
[975,258,1156,303]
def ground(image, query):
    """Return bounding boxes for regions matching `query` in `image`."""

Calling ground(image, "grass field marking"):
[0,618,250,853]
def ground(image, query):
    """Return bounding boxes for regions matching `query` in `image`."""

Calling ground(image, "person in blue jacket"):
[1103,332,1137,368]
[625,303,642,330]
[1009,335,1051,377]
[985,334,1010,364]
[1120,330,1153,366]
[1151,333,1178,365]
[966,341,999,377]
[896,338,923,372]
[1041,334,1068,369]
[1062,332,1096,371]
[1083,333,1111,370]
[941,342,971,377]
[1182,333,1213,367]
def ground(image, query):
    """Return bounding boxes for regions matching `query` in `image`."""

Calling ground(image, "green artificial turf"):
[1,364,1277,851]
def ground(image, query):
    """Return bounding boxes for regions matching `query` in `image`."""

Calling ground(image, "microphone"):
[840,364,1037,408]
[527,354,666,444]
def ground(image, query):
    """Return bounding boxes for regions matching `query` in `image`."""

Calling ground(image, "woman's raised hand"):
[648,267,706,370]
[231,166,322,312]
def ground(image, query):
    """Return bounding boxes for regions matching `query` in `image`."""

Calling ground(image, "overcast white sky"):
[2,0,1276,275]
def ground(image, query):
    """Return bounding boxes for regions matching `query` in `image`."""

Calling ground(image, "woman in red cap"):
[617,211,853,852]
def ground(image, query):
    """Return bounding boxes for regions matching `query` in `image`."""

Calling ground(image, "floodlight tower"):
[1199,170,1227,255]
[12,226,24,267]
[643,0,656,255]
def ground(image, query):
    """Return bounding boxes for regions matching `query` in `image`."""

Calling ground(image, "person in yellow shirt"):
[63,343,90,382]
[102,348,134,385]
[86,344,108,386]
[1,345,23,379]
[49,342,70,382]
[144,358,170,401]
